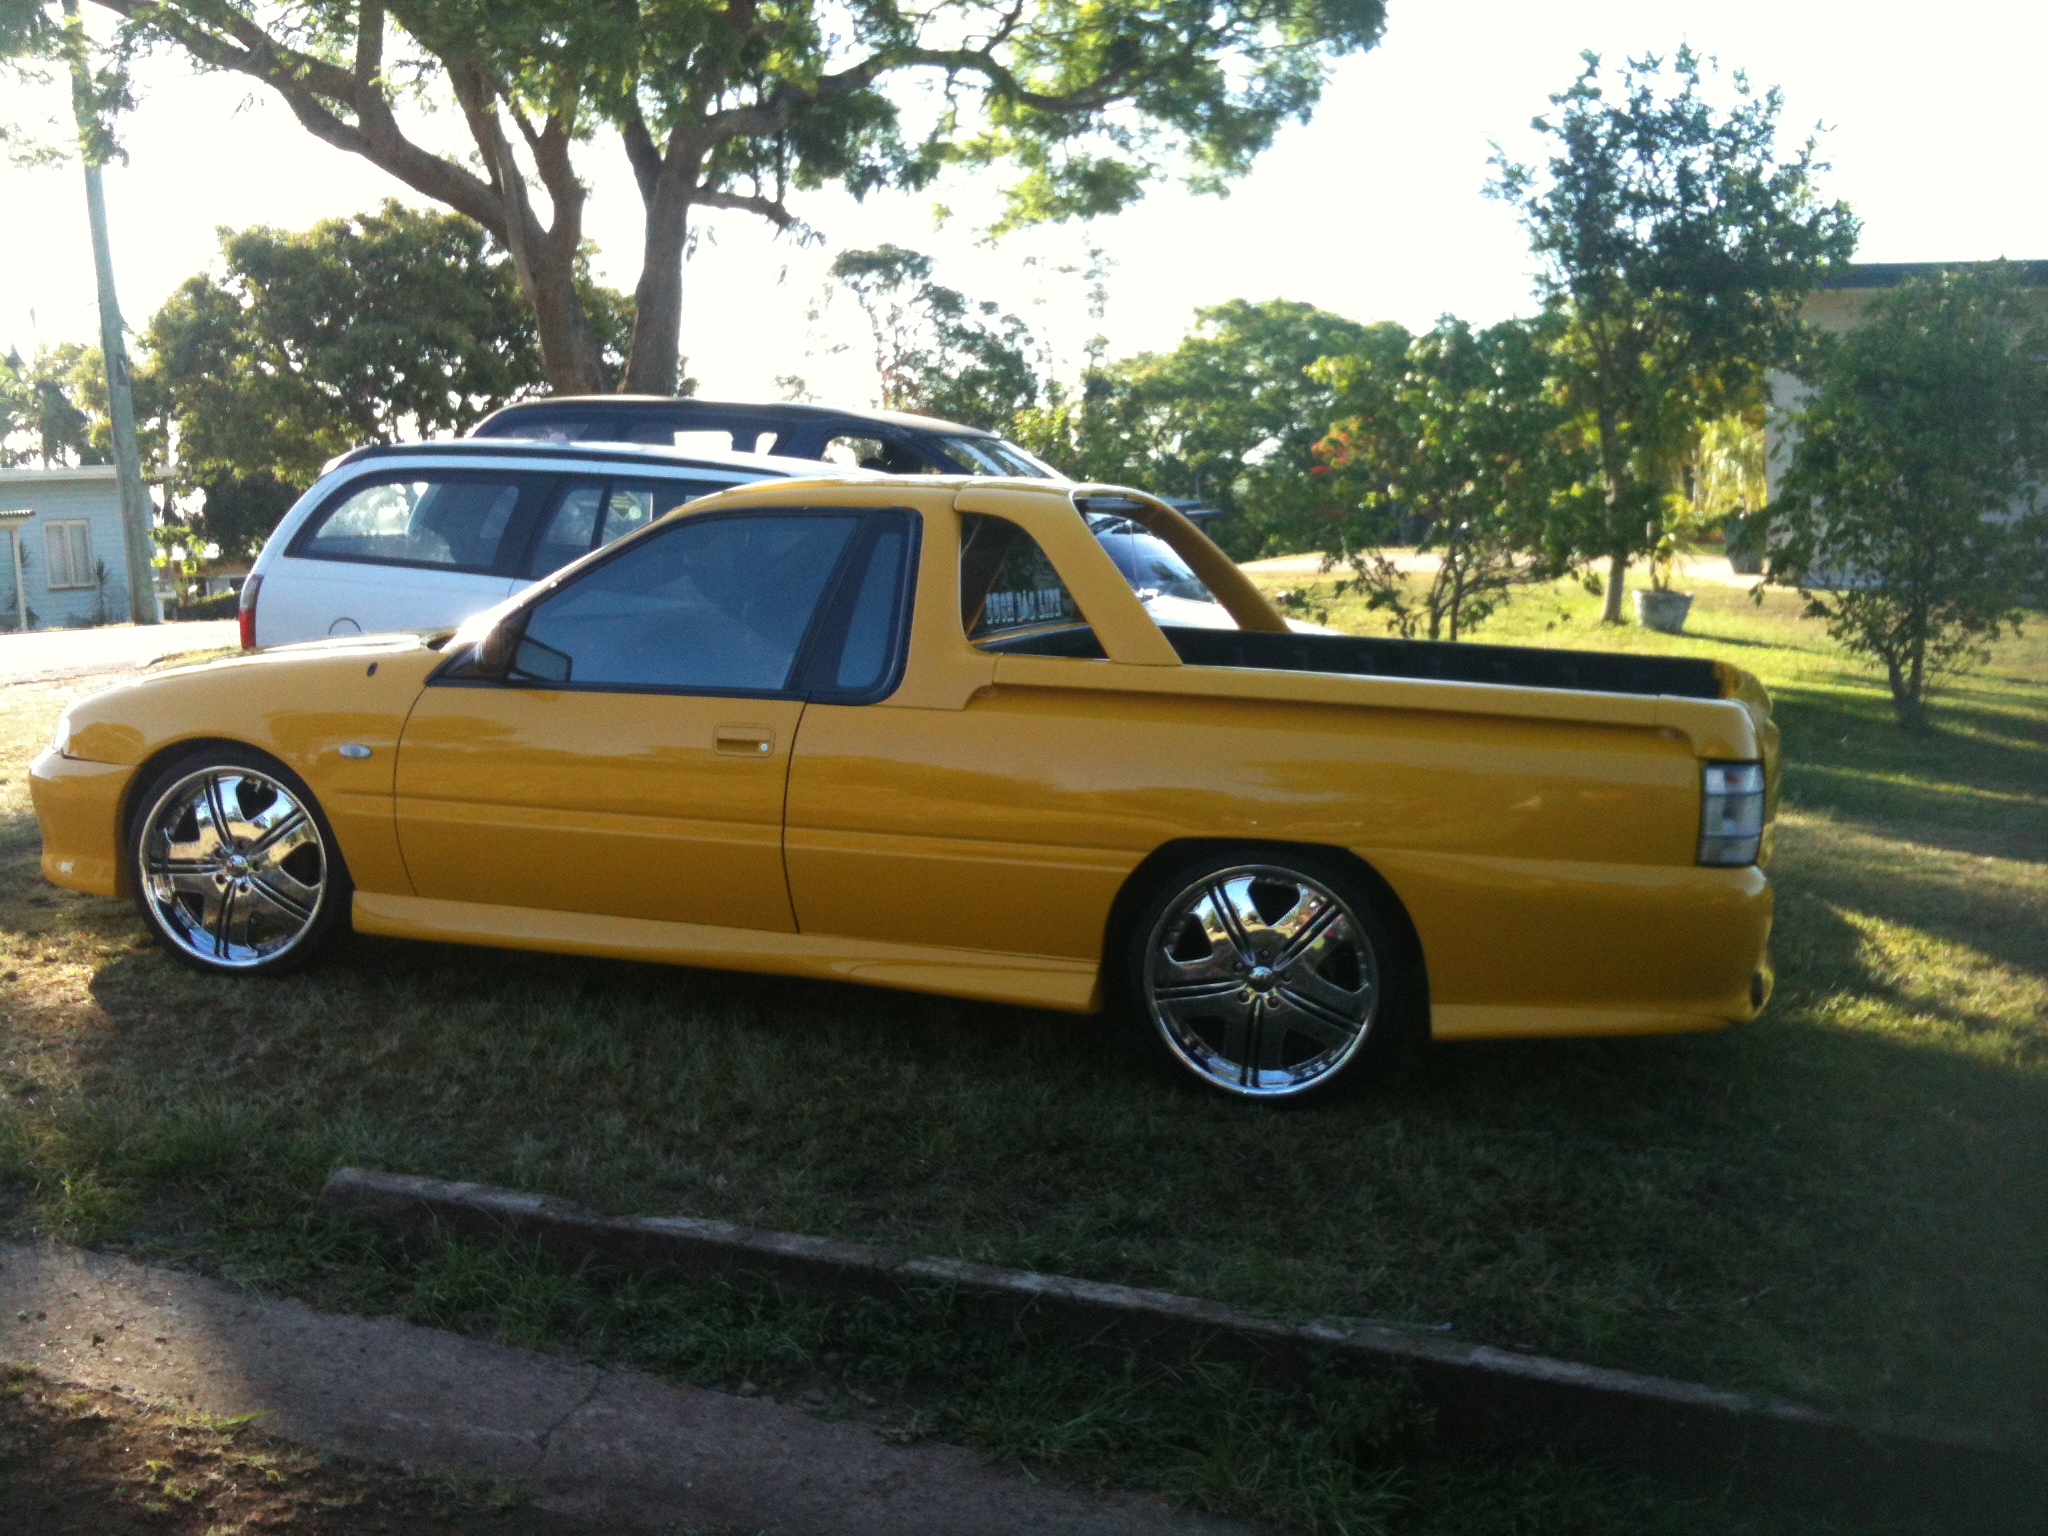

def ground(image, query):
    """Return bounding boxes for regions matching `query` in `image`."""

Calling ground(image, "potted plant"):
[1631,516,1695,633]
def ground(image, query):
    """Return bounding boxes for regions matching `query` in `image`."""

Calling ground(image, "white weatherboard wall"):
[0,465,132,631]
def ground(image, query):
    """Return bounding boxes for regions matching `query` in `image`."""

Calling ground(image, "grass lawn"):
[0,571,2042,1534]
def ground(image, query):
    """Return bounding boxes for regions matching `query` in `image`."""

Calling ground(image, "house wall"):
[0,467,133,631]
[1766,265,2048,503]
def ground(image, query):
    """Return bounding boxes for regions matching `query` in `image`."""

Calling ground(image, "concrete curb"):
[323,1167,2045,1528]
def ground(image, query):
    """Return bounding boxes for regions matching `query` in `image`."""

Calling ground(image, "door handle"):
[715,725,776,757]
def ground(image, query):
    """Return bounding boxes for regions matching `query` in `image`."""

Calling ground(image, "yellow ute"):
[31,476,1777,1100]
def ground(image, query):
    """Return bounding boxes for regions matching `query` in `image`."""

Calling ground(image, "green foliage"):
[89,0,1390,392]
[0,343,108,468]
[1312,315,1597,639]
[1770,265,2048,730]
[1020,300,1392,557]
[143,201,627,557]
[828,245,1043,430]
[1491,47,1858,620]
[0,0,132,167]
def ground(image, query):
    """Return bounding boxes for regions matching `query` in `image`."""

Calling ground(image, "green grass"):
[0,568,2042,1533]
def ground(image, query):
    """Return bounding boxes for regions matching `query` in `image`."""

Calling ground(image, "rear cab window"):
[957,513,1103,658]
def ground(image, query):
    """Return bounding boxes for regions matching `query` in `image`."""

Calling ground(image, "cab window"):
[515,513,861,693]
[958,513,1101,656]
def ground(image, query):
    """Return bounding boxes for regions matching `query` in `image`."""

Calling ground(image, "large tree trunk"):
[622,152,700,396]
[522,253,608,395]
[447,62,608,395]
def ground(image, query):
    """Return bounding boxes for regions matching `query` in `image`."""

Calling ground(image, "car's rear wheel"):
[129,746,351,975]
[1127,850,1396,1102]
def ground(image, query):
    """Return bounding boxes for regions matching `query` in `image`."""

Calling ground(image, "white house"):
[0,464,135,632]
[1765,259,2048,501]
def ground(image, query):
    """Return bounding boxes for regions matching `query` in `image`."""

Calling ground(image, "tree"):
[1490,48,1857,622]
[1020,300,1394,557]
[0,344,107,467]
[829,245,1041,430]
[145,201,623,556]
[1313,315,1595,639]
[82,0,1388,395]
[1768,266,2048,731]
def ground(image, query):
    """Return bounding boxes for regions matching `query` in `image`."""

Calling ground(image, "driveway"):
[0,620,239,685]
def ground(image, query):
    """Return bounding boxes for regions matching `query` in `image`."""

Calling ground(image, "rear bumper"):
[29,748,131,897]
[1367,847,1774,1040]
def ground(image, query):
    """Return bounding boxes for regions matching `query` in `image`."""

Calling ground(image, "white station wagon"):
[239,439,828,648]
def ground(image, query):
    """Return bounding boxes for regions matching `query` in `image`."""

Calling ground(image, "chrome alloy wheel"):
[1143,865,1379,1097]
[138,766,329,968]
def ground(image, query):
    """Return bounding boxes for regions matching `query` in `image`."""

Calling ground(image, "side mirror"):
[475,619,520,678]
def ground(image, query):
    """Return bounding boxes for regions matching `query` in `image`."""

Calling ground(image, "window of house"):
[958,513,1090,647]
[43,520,95,590]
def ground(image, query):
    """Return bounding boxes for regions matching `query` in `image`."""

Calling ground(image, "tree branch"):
[90,0,507,236]
[620,107,662,205]
[694,187,793,228]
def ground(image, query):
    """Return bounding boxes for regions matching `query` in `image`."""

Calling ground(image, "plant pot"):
[1632,589,1693,634]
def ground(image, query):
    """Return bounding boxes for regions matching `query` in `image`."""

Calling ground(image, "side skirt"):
[351,892,1104,1014]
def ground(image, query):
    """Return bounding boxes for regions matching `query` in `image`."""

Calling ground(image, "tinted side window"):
[525,478,721,578]
[958,513,1084,643]
[297,476,528,572]
[831,525,909,693]
[821,435,934,474]
[518,514,859,692]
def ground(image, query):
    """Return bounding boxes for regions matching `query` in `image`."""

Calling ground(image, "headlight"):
[1699,761,1765,866]
[49,709,75,758]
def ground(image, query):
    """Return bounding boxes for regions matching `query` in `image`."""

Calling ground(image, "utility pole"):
[63,0,159,624]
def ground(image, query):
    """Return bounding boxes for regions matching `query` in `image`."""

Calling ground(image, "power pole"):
[63,0,159,624]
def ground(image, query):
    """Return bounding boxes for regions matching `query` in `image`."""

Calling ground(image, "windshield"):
[1087,515,1217,604]
[939,435,1059,478]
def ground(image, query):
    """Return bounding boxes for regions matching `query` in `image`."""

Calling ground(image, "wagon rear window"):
[959,514,1085,644]
[298,475,527,573]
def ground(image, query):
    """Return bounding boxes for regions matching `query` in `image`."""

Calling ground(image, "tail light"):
[238,574,262,649]
[1699,762,1765,866]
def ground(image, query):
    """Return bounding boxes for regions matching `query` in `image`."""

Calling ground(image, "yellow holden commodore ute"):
[31,476,1778,1101]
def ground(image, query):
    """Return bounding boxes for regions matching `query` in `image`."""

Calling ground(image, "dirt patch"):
[0,1365,623,1536]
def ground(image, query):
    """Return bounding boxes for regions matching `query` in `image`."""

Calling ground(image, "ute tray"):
[1161,627,1722,700]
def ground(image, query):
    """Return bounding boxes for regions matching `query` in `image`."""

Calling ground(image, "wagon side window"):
[957,513,1103,658]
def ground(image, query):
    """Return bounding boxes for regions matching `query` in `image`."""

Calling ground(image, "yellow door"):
[784,506,1162,963]
[395,687,805,931]
[395,505,875,932]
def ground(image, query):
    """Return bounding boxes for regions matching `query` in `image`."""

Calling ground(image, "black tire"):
[127,744,352,976]
[1120,846,1406,1103]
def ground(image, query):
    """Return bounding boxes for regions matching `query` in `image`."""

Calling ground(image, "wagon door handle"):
[715,725,776,757]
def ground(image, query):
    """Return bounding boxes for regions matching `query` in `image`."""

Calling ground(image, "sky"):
[4,0,2045,406]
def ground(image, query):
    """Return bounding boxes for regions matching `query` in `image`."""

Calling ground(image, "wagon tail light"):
[1698,762,1765,867]
[238,574,262,649]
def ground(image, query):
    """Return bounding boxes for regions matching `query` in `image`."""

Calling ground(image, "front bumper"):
[29,747,131,897]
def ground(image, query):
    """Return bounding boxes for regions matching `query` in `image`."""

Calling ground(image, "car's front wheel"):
[1126,850,1399,1102]
[129,746,351,975]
